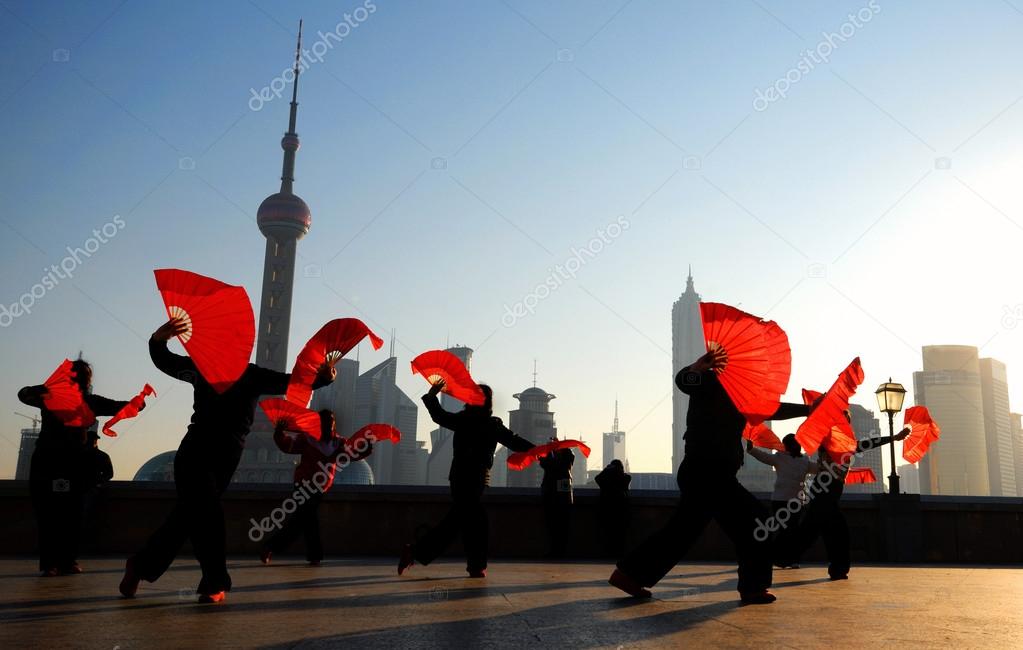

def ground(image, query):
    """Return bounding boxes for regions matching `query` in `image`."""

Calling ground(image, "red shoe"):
[259,549,272,565]
[739,590,777,605]
[608,568,652,598]
[198,591,226,604]
[119,558,141,598]
[468,569,487,578]
[40,567,59,578]
[398,544,415,576]
[62,563,83,575]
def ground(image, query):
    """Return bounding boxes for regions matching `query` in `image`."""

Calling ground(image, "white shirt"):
[747,447,819,502]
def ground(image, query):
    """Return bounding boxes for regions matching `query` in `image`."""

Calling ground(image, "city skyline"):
[3,2,1023,485]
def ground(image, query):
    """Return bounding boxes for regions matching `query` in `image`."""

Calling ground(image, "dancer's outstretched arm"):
[856,427,910,453]
[422,380,461,430]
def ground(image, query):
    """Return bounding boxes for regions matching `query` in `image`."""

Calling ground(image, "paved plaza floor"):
[1,557,1021,648]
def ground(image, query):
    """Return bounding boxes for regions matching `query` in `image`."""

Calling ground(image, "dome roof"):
[514,387,555,401]
[257,192,311,239]
[335,459,375,486]
[134,451,176,481]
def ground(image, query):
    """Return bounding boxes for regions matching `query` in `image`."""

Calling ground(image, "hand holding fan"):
[259,398,323,440]
[154,269,255,393]
[743,422,784,452]
[795,358,864,456]
[902,405,940,464]
[699,302,791,425]
[344,423,401,458]
[507,439,590,471]
[43,359,96,427]
[286,318,383,406]
[411,350,486,406]
[102,384,156,437]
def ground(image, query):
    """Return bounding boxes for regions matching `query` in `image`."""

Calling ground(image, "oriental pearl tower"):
[255,21,310,372]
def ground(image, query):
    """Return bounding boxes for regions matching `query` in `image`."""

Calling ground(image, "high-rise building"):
[572,440,588,483]
[311,358,360,438]
[847,404,884,494]
[913,345,990,496]
[491,447,509,487]
[630,473,676,490]
[899,463,920,494]
[978,358,1017,496]
[236,26,315,483]
[602,400,628,471]
[737,420,777,495]
[15,426,38,480]
[672,268,704,472]
[352,354,421,485]
[1011,413,1023,497]
[426,346,474,485]
[507,386,558,488]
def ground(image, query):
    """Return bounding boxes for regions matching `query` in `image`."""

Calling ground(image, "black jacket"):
[17,386,126,453]
[675,366,808,476]
[422,393,534,485]
[150,339,331,449]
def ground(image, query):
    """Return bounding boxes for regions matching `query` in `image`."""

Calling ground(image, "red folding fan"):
[411,350,486,406]
[743,422,785,452]
[344,423,401,457]
[259,398,323,440]
[845,467,876,484]
[902,405,941,464]
[795,358,864,456]
[286,318,384,406]
[42,359,96,427]
[154,269,255,393]
[699,302,791,425]
[507,439,591,471]
[102,384,156,437]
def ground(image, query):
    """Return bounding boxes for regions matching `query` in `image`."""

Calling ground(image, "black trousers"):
[414,478,488,572]
[29,448,83,572]
[266,492,323,563]
[132,438,241,594]
[543,497,571,557]
[617,461,772,594]
[785,491,850,578]
[599,501,630,559]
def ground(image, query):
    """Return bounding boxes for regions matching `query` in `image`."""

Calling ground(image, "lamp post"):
[875,378,907,495]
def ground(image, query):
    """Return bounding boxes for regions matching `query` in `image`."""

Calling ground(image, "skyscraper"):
[352,354,420,485]
[737,420,777,495]
[847,404,883,495]
[507,385,558,488]
[311,358,360,437]
[671,268,704,471]
[899,463,921,494]
[978,358,1017,496]
[913,345,990,496]
[15,426,39,480]
[1011,413,1023,497]
[426,346,474,485]
[602,400,628,471]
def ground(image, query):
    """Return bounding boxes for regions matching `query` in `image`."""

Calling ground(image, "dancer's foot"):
[398,544,415,576]
[739,590,777,605]
[308,560,321,567]
[467,569,487,578]
[198,591,226,604]
[829,572,848,581]
[608,568,652,598]
[61,563,83,575]
[40,567,59,578]
[119,558,141,598]
[259,549,272,565]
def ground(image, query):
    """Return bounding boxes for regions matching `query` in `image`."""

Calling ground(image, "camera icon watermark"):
[556,48,574,63]
[430,157,447,171]
[303,263,322,278]
[429,587,449,601]
[177,587,193,601]
[1001,304,1023,329]
[806,262,827,279]
[178,157,196,171]
[680,370,702,387]
[682,155,702,171]
[52,48,70,62]
[934,156,952,170]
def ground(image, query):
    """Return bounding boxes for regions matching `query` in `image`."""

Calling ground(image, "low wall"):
[2,481,1021,564]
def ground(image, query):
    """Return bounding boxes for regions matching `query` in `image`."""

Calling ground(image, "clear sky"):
[1,1,1022,481]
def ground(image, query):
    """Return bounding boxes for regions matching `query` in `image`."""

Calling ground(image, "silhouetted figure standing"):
[595,459,631,559]
[778,413,909,580]
[120,317,334,603]
[609,349,810,604]
[540,440,575,558]
[18,359,130,576]
[745,434,819,567]
[260,410,372,566]
[399,380,534,578]
[85,430,114,486]
[82,429,115,551]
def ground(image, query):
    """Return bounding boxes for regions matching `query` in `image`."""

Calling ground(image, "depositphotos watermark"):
[248,436,374,542]
[249,1,377,112]
[1,215,126,328]
[752,0,881,112]
[501,215,631,327]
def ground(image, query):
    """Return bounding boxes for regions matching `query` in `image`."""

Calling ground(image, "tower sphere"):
[257,192,311,240]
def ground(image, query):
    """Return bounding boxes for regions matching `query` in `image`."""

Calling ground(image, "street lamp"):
[875,378,907,495]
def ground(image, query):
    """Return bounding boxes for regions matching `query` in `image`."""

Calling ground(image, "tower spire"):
[686,265,694,292]
[390,329,395,358]
[280,20,303,195]
[532,359,537,388]
[613,398,619,433]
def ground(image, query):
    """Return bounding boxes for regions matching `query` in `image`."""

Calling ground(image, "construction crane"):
[14,412,40,431]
